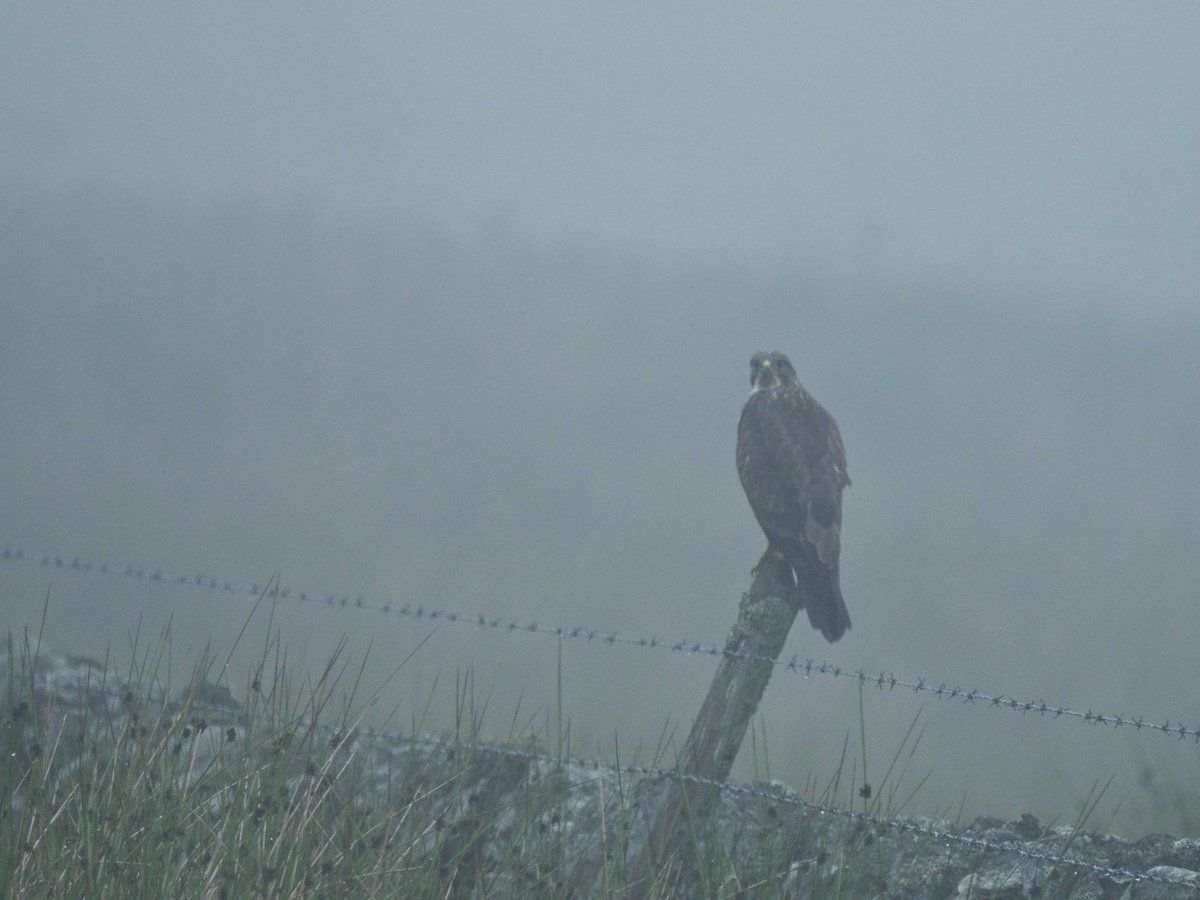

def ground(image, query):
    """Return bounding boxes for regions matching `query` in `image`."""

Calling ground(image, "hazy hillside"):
[3,185,1198,837]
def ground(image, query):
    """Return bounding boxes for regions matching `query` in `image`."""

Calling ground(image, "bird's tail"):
[798,565,851,643]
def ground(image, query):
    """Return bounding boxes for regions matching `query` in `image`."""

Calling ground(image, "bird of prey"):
[736,351,851,642]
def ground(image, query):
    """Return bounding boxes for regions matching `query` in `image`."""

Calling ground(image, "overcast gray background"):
[3,4,1199,838]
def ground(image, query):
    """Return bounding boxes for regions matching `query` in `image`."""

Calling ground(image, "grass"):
[1,592,1132,899]
[1,617,413,897]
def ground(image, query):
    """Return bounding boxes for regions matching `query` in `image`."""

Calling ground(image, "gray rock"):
[4,645,1199,898]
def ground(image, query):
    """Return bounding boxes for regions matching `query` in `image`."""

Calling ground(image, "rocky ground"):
[3,644,1198,898]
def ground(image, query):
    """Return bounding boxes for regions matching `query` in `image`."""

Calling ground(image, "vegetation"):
[0,605,952,899]
[2,594,1178,898]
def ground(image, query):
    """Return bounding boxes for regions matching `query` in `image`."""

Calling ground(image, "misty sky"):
[4,4,1199,307]
[3,4,1200,840]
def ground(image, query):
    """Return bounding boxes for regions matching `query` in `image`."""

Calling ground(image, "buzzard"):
[736,351,851,642]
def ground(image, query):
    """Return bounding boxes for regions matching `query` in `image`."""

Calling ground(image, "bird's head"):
[749,351,797,392]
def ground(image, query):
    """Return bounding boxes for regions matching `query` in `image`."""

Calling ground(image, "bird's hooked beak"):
[751,357,776,391]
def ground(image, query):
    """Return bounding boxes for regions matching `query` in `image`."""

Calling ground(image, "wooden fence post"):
[571,554,802,896]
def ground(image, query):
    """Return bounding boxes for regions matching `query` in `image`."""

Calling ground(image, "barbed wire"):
[6,547,1200,888]
[377,728,1195,889]
[4,547,1200,749]
[6,618,1190,890]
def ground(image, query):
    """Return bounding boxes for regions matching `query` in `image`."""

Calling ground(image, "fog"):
[3,5,1199,838]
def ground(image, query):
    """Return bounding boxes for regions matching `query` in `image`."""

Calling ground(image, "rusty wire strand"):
[6,547,1200,887]
[5,547,1200,747]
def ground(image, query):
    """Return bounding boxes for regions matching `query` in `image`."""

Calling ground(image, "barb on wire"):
[5,547,1200,747]
[372,728,1192,889]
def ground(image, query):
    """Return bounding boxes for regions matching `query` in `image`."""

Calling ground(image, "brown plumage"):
[736,351,851,642]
